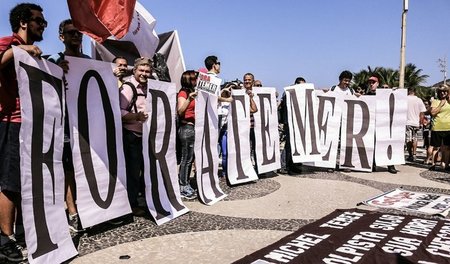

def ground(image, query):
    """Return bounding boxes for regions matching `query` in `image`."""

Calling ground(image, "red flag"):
[67,0,136,43]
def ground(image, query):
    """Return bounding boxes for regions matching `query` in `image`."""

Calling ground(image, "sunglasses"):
[29,17,48,27]
[216,62,221,65]
[63,29,82,36]
[254,84,262,87]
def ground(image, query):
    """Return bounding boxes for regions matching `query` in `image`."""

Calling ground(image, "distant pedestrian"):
[405,87,427,162]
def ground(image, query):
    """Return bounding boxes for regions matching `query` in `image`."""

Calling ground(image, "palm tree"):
[352,64,428,89]
[404,63,429,88]
[376,67,398,88]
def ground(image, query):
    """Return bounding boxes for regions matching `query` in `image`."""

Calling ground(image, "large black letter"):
[257,93,276,165]
[200,97,222,203]
[78,70,117,209]
[317,96,336,160]
[147,89,184,220]
[342,100,370,168]
[20,62,62,258]
[230,95,249,180]
[287,89,320,157]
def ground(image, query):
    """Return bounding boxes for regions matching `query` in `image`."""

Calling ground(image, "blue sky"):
[1,0,449,90]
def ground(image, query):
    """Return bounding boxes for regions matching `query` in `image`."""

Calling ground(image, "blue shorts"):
[0,122,21,193]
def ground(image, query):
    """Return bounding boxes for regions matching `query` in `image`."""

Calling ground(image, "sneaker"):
[181,191,197,200]
[0,237,27,262]
[68,214,85,233]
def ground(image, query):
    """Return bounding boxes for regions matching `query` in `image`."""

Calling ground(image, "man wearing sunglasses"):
[48,19,90,234]
[0,3,47,262]
[48,19,90,72]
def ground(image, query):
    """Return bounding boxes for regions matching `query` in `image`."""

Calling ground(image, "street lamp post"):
[399,0,408,88]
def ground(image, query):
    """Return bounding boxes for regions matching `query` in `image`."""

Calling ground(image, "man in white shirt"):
[406,87,427,161]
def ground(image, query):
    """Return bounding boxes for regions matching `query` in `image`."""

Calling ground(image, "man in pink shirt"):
[120,57,151,216]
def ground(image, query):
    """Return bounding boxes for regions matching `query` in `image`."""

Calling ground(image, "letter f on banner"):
[14,47,77,263]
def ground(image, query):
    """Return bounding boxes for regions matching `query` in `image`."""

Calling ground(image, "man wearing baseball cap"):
[365,75,398,174]
[366,76,379,95]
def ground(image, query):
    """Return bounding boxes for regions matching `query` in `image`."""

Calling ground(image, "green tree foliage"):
[351,64,429,99]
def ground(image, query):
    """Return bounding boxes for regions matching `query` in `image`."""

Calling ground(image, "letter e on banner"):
[253,88,281,173]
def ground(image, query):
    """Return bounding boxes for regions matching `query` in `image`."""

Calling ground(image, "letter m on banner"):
[14,47,77,263]
[285,84,321,163]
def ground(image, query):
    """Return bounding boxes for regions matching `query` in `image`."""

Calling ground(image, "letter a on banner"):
[227,89,258,185]
[14,47,78,263]
[253,88,281,174]
[65,57,131,227]
[143,80,188,225]
[285,84,321,163]
[195,90,226,205]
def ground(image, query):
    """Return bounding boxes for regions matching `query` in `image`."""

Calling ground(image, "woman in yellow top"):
[429,85,450,171]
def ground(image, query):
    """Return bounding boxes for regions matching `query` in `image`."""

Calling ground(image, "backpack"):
[330,85,354,95]
[120,82,146,113]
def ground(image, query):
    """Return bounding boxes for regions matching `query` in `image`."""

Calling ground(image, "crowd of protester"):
[0,3,445,262]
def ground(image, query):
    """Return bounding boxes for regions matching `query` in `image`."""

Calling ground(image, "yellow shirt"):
[431,99,450,131]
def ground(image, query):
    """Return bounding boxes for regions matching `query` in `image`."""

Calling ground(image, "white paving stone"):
[72,230,290,264]
[185,176,380,219]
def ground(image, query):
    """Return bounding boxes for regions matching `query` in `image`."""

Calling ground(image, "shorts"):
[430,130,450,147]
[0,122,21,193]
[405,125,419,142]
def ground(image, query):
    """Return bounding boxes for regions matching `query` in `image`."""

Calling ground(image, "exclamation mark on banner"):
[387,93,395,159]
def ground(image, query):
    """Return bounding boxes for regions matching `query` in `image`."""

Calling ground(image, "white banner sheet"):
[143,80,188,225]
[194,91,226,205]
[375,89,407,166]
[14,47,77,264]
[363,188,450,217]
[312,90,342,169]
[65,56,131,227]
[339,95,376,172]
[286,84,321,163]
[252,88,281,173]
[227,89,258,185]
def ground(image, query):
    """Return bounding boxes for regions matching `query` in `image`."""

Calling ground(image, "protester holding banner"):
[113,56,131,87]
[218,82,239,178]
[243,73,259,171]
[365,75,397,174]
[177,70,198,199]
[0,3,47,261]
[327,71,357,173]
[120,57,152,216]
[329,70,355,96]
[278,77,305,175]
[429,84,450,171]
[47,18,91,233]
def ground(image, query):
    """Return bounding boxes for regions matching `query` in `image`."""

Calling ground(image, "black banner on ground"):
[234,208,450,264]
